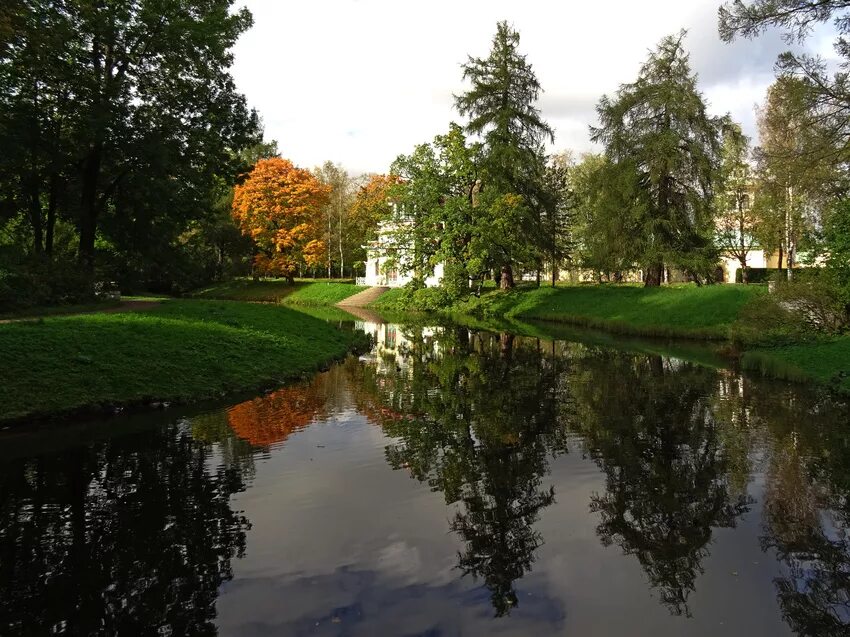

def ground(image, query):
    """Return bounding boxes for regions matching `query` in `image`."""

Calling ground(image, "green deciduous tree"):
[314,161,358,278]
[719,0,850,164]
[716,122,759,282]
[0,0,260,278]
[389,124,482,298]
[753,77,823,276]
[591,32,723,286]
[540,152,576,286]
[571,152,644,281]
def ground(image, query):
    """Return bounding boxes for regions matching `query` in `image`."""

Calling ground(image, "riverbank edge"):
[0,300,371,427]
[369,286,850,396]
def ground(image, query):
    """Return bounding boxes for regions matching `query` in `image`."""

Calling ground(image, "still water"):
[2,320,850,636]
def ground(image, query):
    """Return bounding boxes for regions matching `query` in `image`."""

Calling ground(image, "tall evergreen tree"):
[455,21,554,288]
[591,32,722,286]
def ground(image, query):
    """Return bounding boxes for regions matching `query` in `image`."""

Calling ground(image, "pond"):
[2,319,850,636]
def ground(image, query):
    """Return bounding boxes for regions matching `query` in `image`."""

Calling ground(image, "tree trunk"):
[45,174,60,257]
[777,246,784,271]
[551,259,557,287]
[494,268,501,289]
[78,143,103,268]
[500,264,515,290]
[644,262,663,287]
[27,178,44,255]
[739,257,748,284]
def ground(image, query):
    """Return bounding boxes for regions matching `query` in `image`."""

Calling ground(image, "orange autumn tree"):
[350,174,400,233]
[232,157,330,281]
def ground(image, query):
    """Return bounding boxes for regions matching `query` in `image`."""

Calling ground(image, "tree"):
[349,173,398,277]
[591,32,723,286]
[389,124,483,297]
[231,158,329,283]
[716,122,759,282]
[540,152,576,286]
[0,0,259,270]
[719,0,850,164]
[455,21,554,289]
[754,77,820,277]
[314,161,357,278]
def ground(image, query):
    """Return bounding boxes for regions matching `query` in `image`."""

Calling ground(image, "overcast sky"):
[230,0,834,175]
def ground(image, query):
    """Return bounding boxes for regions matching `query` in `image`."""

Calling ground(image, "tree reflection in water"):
[560,351,752,616]
[0,418,254,637]
[350,325,570,615]
[754,387,850,637]
[3,321,850,635]
[350,323,767,619]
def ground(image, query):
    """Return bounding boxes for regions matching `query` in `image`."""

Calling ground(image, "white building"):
[360,221,444,288]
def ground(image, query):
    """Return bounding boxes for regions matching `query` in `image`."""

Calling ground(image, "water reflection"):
[0,420,252,636]
[350,325,569,615]
[2,320,850,636]
[352,320,850,630]
[560,351,752,616]
[757,394,850,636]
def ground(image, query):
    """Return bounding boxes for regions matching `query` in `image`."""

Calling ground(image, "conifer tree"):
[591,32,722,286]
[455,21,554,288]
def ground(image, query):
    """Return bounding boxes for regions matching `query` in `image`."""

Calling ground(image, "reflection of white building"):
[360,221,444,288]
[356,321,442,372]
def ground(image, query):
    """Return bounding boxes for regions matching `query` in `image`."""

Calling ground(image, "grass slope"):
[192,279,365,306]
[0,299,365,423]
[454,284,767,339]
[743,337,850,394]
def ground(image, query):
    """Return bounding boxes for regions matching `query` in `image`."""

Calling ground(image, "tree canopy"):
[231,158,329,282]
[591,32,723,285]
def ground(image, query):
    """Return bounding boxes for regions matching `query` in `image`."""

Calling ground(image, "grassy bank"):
[0,299,123,321]
[371,282,850,395]
[192,278,365,306]
[375,284,767,340]
[742,337,850,394]
[0,299,366,423]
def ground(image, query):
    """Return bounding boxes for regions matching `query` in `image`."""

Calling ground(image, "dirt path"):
[0,299,163,324]
[337,286,389,308]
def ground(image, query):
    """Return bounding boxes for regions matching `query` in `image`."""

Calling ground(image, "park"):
[1,1,850,636]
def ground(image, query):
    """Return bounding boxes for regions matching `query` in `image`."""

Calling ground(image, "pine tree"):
[591,32,722,286]
[454,21,554,288]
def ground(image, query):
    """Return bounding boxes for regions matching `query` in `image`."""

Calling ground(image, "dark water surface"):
[2,320,850,636]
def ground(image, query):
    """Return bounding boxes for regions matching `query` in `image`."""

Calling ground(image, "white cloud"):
[230,0,825,173]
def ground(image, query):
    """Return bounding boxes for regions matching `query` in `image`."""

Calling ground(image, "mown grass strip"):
[0,299,365,423]
[192,279,365,306]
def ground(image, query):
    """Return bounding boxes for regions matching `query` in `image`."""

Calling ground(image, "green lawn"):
[0,299,366,423]
[742,337,850,395]
[192,279,364,306]
[369,287,405,311]
[454,284,767,339]
[283,281,367,305]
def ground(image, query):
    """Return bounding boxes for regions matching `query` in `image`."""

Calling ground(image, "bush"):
[0,253,96,312]
[410,286,453,311]
[736,268,784,284]
[733,276,849,344]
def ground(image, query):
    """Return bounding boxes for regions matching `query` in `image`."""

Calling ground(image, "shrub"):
[410,286,453,311]
[736,268,785,284]
[733,276,848,344]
